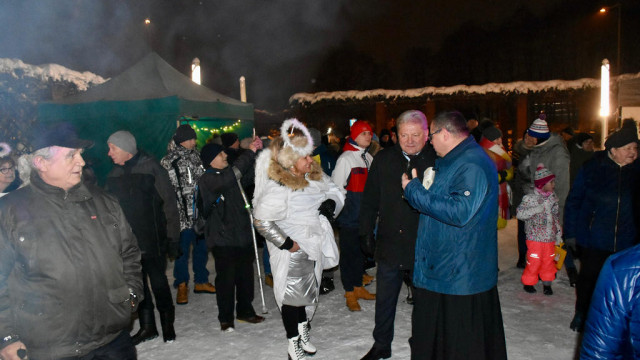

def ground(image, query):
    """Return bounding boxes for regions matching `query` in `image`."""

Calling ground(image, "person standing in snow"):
[478,125,513,229]
[106,130,180,344]
[161,124,216,306]
[402,110,507,360]
[253,119,344,360]
[564,122,640,332]
[359,110,437,360]
[331,119,376,312]
[516,164,562,295]
[0,126,143,360]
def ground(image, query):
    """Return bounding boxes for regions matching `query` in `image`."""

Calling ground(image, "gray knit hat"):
[107,130,138,155]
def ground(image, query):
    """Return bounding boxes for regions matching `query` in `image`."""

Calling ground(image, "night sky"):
[0,0,624,111]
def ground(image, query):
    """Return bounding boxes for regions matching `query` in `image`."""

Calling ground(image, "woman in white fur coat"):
[253,119,344,360]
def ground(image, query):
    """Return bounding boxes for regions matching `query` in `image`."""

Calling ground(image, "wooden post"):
[516,95,528,139]
[375,102,387,132]
[424,99,436,121]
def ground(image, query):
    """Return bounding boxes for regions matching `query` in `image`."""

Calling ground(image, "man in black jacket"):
[0,126,143,360]
[359,110,437,360]
[198,141,265,332]
[106,130,181,344]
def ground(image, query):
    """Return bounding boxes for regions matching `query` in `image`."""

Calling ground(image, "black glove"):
[318,199,336,222]
[359,233,376,258]
[167,240,182,261]
[564,237,577,253]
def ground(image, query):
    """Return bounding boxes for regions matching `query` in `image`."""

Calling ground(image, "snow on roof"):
[0,58,107,91]
[290,72,640,105]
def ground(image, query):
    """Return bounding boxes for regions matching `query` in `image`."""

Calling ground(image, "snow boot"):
[362,273,374,286]
[298,320,316,355]
[319,276,335,295]
[523,285,536,293]
[159,308,176,342]
[131,308,159,345]
[265,274,274,288]
[570,311,585,332]
[543,285,553,296]
[194,282,216,294]
[176,282,188,305]
[353,286,376,300]
[288,335,306,360]
[345,291,361,311]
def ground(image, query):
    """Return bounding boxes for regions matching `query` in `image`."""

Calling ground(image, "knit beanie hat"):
[200,143,225,168]
[527,115,550,140]
[482,126,503,142]
[308,128,321,148]
[350,120,372,140]
[107,130,137,155]
[604,120,639,150]
[221,132,239,148]
[534,163,555,189]
[173,124,197,144]
[573,133,593,148]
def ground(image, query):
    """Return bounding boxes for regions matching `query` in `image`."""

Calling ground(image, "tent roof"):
[54,52,246,105]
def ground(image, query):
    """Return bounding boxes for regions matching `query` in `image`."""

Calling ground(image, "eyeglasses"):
[0,166,14,174]
[428,128,443,142]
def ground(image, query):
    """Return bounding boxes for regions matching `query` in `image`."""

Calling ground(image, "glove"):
[167,240,182,261]
[359,233,375,258]
[564,237,577,253]
[498,170,508,184]
[318,199,336,222]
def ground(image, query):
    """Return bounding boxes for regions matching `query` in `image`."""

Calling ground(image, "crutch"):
[234,171,268,314]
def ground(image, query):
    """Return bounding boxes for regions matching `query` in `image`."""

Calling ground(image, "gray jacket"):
[0,173,143,359]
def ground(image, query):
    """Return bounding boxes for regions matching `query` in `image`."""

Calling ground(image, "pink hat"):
[534,163,555,189]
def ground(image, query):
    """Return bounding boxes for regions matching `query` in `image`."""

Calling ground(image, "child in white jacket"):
[516,163,562,295]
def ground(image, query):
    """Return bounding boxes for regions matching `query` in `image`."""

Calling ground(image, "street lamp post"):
[600,59,610,147]
[599,3,621,75]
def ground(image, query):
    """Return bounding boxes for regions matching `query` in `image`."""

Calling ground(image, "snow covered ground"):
[135,219,581,359]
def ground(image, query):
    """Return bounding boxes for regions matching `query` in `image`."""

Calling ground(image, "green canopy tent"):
[38,52,254,182]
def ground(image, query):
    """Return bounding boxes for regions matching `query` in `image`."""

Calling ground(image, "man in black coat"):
[106,130,181,344]
[359,110,437,360]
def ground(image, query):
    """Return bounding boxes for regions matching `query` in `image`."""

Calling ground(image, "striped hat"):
[527,117,550,140]
[534,163,555,189]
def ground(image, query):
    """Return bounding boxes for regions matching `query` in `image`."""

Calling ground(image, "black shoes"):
[543,285,553,296]
[523,285,537,293]
[570,312,585,332]
[132,309,159,345]
[159,310,176,342]
[237,315,265,324]
[221,322,235,333]
[361,345,391,360]
[516,258,526,269]
[320,276,335,295]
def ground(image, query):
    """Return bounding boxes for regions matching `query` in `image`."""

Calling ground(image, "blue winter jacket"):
[564,151,639,253]
[404,136,499,295]
[581,244,640,359]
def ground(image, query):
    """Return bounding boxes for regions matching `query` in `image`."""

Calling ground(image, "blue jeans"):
[173,229,209,287]
[263,245,271,275]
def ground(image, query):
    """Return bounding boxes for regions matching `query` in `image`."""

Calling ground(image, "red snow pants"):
[521,240,557,286]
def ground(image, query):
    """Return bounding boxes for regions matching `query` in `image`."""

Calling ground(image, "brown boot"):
[345,291,361,311]
[362,273,374,286]
[194,282,216,294]
[176,283,188,305]
[265,274,274,288]
[354,286,376,300]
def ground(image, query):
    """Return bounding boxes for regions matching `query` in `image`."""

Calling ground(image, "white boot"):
[288,335,306,360]
[298,320,317,355]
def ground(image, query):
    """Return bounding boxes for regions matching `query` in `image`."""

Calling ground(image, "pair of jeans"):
[339,227,364,291]
[139,256,174,313]
[372,261,412,350]
[173,228,209,287]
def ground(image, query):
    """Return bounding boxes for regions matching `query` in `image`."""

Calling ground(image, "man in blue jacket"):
[401,111,506,360]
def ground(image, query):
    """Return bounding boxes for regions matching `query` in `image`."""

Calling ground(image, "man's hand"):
[401,168,418,190]
[0,341,27,360]
[249,136,263,153]
[167,240,182,261]
[359,233,375,258]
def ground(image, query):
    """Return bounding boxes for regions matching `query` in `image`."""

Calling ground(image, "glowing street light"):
[600,59,610,146]
[599,4,621,75]
[144,18,151,25]
[191,58,201,85]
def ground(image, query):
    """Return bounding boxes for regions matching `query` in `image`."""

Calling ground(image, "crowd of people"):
[0,109,639,360]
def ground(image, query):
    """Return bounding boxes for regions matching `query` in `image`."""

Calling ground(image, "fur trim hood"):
[267,157,323,191]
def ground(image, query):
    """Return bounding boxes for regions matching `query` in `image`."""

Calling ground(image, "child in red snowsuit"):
[516,163,562,295]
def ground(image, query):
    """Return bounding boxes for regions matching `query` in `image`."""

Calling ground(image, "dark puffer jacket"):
[359,143,436,269]
[581,244,640,359]
[0,173,143,360]
[106,151,180,257]
[564,151,639,253]
[198,150,256,251]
